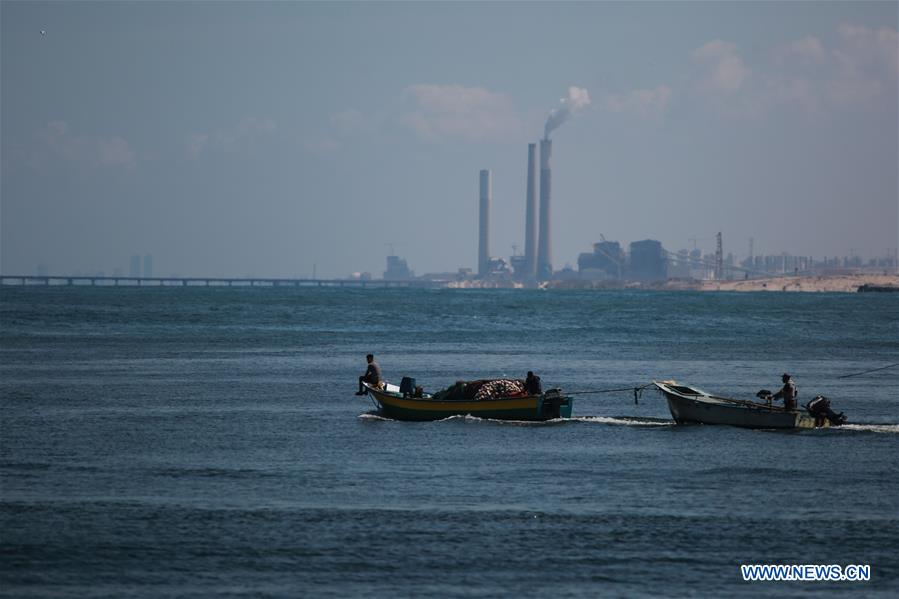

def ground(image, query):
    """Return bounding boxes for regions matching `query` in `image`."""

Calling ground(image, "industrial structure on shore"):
[475,136,556,283]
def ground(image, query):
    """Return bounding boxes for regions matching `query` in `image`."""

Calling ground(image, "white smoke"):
[544,86,591,139]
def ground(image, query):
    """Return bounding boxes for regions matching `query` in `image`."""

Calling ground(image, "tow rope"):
[836,363,899,379]
[566,383,655,405]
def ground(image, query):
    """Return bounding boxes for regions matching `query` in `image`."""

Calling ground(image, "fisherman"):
[524,371,543,395]
[356,354,382,395]
[770,373,798,411]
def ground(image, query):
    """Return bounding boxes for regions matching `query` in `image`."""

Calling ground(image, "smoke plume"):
[544,86,591,139]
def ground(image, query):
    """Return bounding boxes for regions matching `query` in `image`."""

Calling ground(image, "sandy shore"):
[697,274,899,293]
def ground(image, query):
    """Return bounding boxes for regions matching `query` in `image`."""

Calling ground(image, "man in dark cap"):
[770,373,798,411]
[356,354,382,395]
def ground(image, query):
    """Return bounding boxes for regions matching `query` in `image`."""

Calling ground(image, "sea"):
[1,286,897,597]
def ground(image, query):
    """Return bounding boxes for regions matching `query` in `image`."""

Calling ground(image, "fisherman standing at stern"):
[356,354,382,395]
[770,373,798,411]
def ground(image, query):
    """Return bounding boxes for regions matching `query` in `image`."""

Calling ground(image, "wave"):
[152,467,277,479]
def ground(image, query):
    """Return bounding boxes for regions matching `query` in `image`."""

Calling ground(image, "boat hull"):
[365,384,573,422]
[656,382,824,429]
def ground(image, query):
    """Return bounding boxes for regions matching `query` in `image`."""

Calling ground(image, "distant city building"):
[736,253,820,278]
[36,264,49,277]
[384,255,413,280]
[129,254,141,277]
[143,254,154,278]
[668,250,691,279]
[628,239,668,282]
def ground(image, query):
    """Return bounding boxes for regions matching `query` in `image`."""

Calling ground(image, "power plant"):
[478,138,553,281]
[475,87,590,281]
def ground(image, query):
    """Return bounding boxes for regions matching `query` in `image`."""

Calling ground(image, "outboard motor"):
[541,389,562,419]
[806,395,846,427]
[400,377,417,397]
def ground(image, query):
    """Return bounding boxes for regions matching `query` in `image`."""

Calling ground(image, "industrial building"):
[577,241,625,280]
[628,239,668,282]
[476,134,555,282]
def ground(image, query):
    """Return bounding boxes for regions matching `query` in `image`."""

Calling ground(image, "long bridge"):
[0,275,447,289]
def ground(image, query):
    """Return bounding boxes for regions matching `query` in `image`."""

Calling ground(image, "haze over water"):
[2,2,897,278]
[2,286,898,596]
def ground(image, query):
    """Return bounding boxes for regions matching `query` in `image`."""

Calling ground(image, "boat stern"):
[539,389,573,420]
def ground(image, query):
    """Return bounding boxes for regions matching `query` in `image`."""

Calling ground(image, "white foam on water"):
[571,416,675,427]
[358,413,676,427]
[435,414,550,426]
[840,423,899,434]
[357,412,396,422]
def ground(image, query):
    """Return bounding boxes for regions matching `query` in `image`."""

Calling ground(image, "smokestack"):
[478,169,491,277]
[524,143,537,277]
[537,139,552,280]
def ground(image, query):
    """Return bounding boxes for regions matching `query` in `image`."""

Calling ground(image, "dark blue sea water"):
[1,287,898,597]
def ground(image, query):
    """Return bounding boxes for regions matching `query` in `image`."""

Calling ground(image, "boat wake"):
[432,415,675,427]
[357,412,396,422]
[570,416,675,427]
[358,412,674,427]
[435,415,557,426]
[358,411,896,432]
[839,423,899,434]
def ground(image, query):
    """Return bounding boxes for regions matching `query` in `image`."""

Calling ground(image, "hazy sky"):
[2,1,897,278]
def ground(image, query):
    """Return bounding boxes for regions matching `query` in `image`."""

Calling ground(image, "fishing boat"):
[654,380,827,429]
[362,381,573,422]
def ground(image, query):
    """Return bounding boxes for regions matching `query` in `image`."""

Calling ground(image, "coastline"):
[542,273,899,292]
[2,273,896,293]
[694,274,899,293]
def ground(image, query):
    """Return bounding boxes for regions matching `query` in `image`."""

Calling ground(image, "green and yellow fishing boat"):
[362,381,573,422]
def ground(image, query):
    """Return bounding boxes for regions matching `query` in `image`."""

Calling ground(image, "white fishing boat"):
[654,381,829,429]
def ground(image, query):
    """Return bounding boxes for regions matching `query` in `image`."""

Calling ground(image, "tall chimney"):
[524,143,537,277]
[537,139,553,280]
[478,169,491,277]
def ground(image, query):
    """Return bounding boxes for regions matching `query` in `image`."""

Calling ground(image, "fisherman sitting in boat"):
[769,373,798,411]
[356,353,382,395]
[524,371,542,395]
